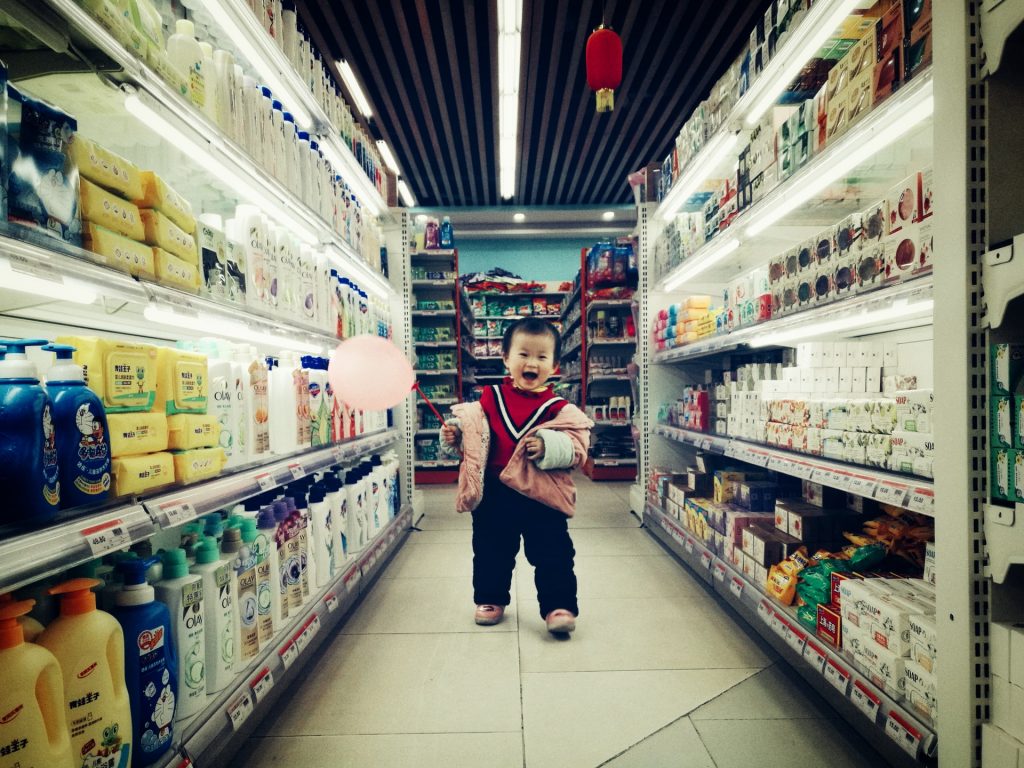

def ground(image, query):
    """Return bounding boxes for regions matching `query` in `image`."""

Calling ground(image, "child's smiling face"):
[503,331,557,392]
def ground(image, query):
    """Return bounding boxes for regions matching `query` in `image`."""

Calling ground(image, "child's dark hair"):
[502,317,562,360]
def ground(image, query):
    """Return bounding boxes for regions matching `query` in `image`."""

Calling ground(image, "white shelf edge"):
[653,424,935,516]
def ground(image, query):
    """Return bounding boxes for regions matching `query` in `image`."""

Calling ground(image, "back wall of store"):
[456,238,592,282]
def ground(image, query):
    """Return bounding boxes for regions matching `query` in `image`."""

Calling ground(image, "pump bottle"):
[154,550,206,722]
[190,537,234,694]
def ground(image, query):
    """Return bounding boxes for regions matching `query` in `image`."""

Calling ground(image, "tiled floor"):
[234,477,887,767]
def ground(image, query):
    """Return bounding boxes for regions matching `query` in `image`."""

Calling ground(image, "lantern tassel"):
[595,88,615,112]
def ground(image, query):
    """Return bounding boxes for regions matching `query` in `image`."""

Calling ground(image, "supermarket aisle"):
[234,478,884,768]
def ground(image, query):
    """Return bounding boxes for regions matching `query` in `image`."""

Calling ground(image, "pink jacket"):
[441,400,593,517]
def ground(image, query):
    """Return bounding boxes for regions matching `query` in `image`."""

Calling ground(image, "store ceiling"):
[299,0,773,209]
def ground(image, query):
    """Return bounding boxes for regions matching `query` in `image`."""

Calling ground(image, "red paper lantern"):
[586,25,622,112]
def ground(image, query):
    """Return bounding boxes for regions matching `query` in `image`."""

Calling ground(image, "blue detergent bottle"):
[42,343,111,508]
[110,557,178,768]
[0,338,59,524]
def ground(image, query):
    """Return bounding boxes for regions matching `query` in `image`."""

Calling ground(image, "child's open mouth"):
[522,372,538,381]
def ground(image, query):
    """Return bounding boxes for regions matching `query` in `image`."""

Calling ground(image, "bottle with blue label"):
[439,215,454,248]
[110,558,177,768]
[42,343,111,508]
[0,339,60,524]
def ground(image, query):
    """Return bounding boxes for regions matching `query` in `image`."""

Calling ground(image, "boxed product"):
[68,134,143,200]
[135,171,195,234]
[83,221,155,279]
[816,603,842,648]
[167,413,221,450]
[106,412,169,457]
[155,347,208,414]
[885,221,932,281]
[894,389,933,433]
[873,3,904,104]
[79,176,145,240]
[172,446,226,484]
[111,451,174,496]
[737,480,777,512]
[7,84,82,245]
[55,336,158,412]
[802,479,845,508]
[992,396,1014,449]
[992,344,1024,395]
[154,247,200,292]
[714,470,746,503]
[140,208,198,264]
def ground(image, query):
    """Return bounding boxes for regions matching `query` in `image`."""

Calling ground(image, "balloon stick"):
[413,381,447,427]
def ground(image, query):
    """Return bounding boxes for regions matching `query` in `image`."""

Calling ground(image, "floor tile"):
[692,717,881,767]
[234,732,523,768]
[599,716,716,768]
[567,528,667,557]
[341,576,516,634]
[403,528,473,545]
[690,663,833,721]
[260,633,521,735]
[383,541,473,579]
[522,668,759,768]
[515,554,706,600]
[569,506,640,528]
[517,596,773,673]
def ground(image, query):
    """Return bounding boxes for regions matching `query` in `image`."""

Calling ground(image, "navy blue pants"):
[471,472,579,618]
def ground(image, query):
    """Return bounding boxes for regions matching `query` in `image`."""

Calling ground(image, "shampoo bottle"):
[222,526,259,666]
[254,508,280,641]
[272,501,291,622]
[110,559,177,768]
[308,482,333,585]
[189,537,234,694]
[0,599,74,768]
[37,578,133,768]
[154,550,206,723]
[0,338,60,524]
[42,343,111,509]
[166,19,205,110]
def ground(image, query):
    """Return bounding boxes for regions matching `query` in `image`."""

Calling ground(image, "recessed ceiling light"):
[602,211,615,221]
[414,213,428,225]
[513,212,526,223]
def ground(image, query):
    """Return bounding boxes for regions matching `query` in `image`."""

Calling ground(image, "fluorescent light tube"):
[339,59,373,118]
[397,179,416,207]
[660,132,739,221]
[0,261,97,304]
[602,211,616,221]
[661,237,740,291]
[143,303,325,354]
[744,85,934,238]
[748,299,934,347]
[743,0,860,126]
[324,245,395,299]
[203,0,312,128]
[499,34,521,92]
[499,0,522,32]
[376,140,400,174]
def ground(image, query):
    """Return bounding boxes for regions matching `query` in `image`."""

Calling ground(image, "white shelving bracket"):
[985,502,1024,583]
[983,235,1024,328]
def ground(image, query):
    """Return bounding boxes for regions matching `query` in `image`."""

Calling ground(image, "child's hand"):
[525,436,545,461]
[441,424,461,445]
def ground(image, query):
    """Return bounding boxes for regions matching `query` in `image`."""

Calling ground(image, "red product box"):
[754,294,773,323]
[873,2,904,104]
[817,603,843,648]
[831,571,858,609]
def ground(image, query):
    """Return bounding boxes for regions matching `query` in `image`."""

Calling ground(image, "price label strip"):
[279,641,299,670]
[757,600,773,625]
[908,487,935,516]
[174,753,194,768]
[713,563,727,583]
[700,551,713,570]
[255,472,274,491]
[250,668,274,703]
[874,481,909,507]
[684,537,695,555]
[82,518,131,557]
[729,577,744,599]
[851,680,881,722]
[227,692,254,731]
[847,474,878,498]
[803,641,827,673]
[787,626,807,655]
[325,593,339,612]
[824,658,851,696]
[161,500,197,527]
[885,712,924,757]
[288,463,305,481]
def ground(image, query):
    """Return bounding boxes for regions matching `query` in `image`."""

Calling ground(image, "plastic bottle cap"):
[273,500,290,524]
[221,526,242,554]
[262,86,273,99]
[257,507,277,530]
[0,599,35,649]
[114,557,159,606]
[175,18,195,37]
[41,343,85,383]
[240,519,257,543]
[272,100,283,111]
[48,578,101,615]
[283,112,295,124]
[0,338,47,380]
[161,548,190,579]
[194,537,221,565]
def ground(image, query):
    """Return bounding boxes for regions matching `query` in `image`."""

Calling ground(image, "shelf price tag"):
[766,455,789,473]
[729,577,744,599]
[700,551,713,570]
[161,500,197,527]
[684,537,695,555]
[325,593,339,613]
[343,566,362,593]
[848,474,877,498]
[279,641,298,670]
[778,620,793,644]
[851,680,881,722]
[874,481,909,507]
[908,487,935,516]
[699,439,712,451]
[82,519,131,557]
[332,445,344,463]
[822,468,850,490]
[227,692,254,730]
[824,659,851,695]
[757,600,773,625]
[713,562,727,583]
[803,640,827,673]
[885,713,923,757]
[288,463,305,481]
[309,614,322,639]
[9,252,57,281]
[746,448,770,467]
[788,460,815,480]
[250,667,274,703]
[255,472,274,491]
[787,626,807,655]
[174,754,194,768]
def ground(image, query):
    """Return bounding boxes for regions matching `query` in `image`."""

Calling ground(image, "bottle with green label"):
[154,549,206,722]
[190,537,234,693]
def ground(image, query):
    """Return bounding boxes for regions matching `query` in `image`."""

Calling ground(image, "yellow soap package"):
[154,247,200,292]
[167,413,220,450]
[83,222,155,279]
[155,348,208,414]
[55,336,158,413]
[140,209,198,264]
[79,177,145,241]
[111,451,174,496]
[172,447,226,485]
[107,412,169,457]
[68,135,143,200]
[136,172,196,235]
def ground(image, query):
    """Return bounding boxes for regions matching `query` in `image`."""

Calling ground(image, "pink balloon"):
[328,335,415,410]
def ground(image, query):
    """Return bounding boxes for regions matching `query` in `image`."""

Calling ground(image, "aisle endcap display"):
[159,503,413,768]
[643,501,936,767]
[0,429,399,596]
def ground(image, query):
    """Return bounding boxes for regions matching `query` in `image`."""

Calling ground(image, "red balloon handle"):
[413,382,447,427]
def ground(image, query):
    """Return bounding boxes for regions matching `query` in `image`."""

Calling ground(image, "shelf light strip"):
[205,0,312,129]
[143,303,326,354]
[748,298,934,347]
[659,132,739,222]
[0,259,98,304]
[661,237,740,291]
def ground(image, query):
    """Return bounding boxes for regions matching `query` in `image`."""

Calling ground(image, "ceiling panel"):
[300,0,772,208]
